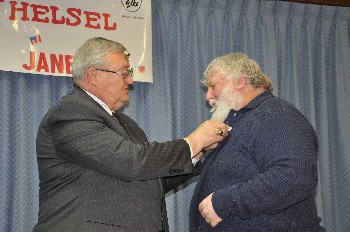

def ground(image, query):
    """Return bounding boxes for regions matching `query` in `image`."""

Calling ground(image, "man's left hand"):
[199,193,223,227]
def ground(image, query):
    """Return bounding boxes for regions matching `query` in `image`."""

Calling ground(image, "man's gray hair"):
[203,53,273,91]
[72,37,128,82]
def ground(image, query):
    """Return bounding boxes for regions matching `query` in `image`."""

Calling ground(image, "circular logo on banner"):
[121,0,142,12]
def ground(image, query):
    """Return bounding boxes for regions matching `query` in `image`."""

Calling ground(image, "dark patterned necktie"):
[112,112,145,142]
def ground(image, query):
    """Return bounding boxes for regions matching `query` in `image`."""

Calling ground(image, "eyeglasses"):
[95,67,133,80]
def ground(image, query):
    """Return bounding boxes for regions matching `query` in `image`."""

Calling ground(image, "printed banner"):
[0,0,153,82]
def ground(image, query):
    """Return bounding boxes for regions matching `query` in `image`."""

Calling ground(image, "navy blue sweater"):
[190,91,325,232]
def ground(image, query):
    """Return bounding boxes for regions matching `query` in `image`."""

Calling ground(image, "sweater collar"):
[225,90,274,120]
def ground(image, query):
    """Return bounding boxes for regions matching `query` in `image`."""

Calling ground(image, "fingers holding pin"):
[217,129,224,136]
[216,126,232,137]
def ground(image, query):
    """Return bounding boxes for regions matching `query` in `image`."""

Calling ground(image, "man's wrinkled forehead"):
[204,66,222,84]
[207,67,227,80]
[205,64,220,77]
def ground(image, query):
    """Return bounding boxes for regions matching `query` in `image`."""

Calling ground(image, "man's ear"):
[86,68,98,86]
[233,76,246,90]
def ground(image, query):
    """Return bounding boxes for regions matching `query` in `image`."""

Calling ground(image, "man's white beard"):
[209,86,244,122]
[210,100,231,122]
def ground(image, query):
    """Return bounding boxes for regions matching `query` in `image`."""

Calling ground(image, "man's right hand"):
[184,120,230,158]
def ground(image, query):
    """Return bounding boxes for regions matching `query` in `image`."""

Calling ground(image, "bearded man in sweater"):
[189,53,325,232]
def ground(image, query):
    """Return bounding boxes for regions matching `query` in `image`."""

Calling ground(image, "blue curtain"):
[1,0,350,231]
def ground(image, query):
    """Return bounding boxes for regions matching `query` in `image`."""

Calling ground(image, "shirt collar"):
[82,89,114,116]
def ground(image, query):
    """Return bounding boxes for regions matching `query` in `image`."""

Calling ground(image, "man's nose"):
[205,91,213,102]
[125,76,133,85]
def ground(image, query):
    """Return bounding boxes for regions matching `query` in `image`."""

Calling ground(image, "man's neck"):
[241,86,266,109]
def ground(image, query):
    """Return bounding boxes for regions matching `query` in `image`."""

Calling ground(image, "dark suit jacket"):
[33,86,195,232]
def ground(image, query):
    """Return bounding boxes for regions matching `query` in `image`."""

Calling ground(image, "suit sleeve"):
[47,99,194,181]
[162,160,202,193]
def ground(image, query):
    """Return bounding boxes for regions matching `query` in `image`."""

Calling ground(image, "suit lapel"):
[112,112,147,143]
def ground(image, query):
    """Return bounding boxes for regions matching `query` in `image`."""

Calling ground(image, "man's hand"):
[199,193,223,228]
[184,120,230,158]
[203,142,219,151]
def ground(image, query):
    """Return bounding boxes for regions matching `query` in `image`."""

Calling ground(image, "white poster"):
[0,0,153,82]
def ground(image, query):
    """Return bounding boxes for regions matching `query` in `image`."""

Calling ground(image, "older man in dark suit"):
[33,37,229,232]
